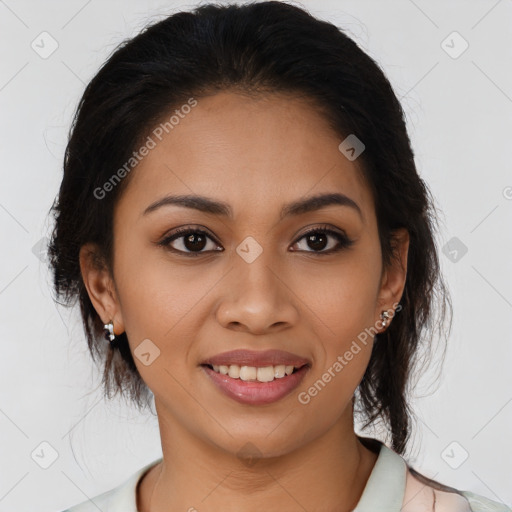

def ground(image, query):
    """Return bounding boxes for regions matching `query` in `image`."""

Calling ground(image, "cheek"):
[324,283,379,349]
[296,274,376,416]
[297,252,380,392]
[112,241,219,370]
[303,254,381,343]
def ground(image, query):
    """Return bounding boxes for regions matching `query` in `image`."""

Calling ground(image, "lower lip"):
[201,365,310,405]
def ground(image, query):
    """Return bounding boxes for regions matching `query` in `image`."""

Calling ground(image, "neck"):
[137,402,379,512]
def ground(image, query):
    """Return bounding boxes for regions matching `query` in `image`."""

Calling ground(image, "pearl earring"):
[103,320,116,348]
[380,310,390,328]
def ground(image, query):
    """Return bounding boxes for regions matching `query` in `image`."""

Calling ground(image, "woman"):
[48,2,510,511]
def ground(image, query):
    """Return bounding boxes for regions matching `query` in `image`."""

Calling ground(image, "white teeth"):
[209,363,301,382]
[274,365,286,378]
[228,365,240,379]
[239,366,257,381]
[257,366,275,382]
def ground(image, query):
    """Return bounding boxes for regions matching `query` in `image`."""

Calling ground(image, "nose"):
[215,252,300,335]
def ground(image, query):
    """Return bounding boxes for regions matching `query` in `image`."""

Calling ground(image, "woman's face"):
[84,91,408,458]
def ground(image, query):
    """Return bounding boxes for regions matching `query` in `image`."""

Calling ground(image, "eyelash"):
[157,224,354,257]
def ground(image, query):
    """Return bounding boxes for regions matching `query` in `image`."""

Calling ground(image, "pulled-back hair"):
[48,0,452,459]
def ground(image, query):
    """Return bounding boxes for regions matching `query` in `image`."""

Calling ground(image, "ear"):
[79,243,125,335]
[375,228,409,330]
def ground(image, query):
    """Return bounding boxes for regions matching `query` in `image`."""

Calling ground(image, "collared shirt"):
[62,440,511,512]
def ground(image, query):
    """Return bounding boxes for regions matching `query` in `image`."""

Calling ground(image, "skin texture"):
[80,91,409,512]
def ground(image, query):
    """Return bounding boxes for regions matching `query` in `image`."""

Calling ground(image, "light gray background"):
[0,1,511,511]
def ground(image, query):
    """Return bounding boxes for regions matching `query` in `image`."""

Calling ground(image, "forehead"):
[118,91,374,224]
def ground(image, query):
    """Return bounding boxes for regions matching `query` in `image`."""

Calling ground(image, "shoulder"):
[60,485,119,512]
[60,480,136,512]
[60,458,162,512]
[459,490,512,512]
[403,469,511,512]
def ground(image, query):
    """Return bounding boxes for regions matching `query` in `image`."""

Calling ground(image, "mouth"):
[199,349,311,405]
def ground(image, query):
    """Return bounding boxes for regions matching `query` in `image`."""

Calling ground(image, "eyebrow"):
[142,192,363,221]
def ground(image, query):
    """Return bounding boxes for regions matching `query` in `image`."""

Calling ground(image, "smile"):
[201,363,310,405]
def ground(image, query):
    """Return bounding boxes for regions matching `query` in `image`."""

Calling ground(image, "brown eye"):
[158,228,222,255]
[291,227,354,254]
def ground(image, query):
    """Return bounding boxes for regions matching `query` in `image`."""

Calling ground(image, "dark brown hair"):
[47,1,452,461]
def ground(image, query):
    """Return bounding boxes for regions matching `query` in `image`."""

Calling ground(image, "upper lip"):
[201,349,311,368]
